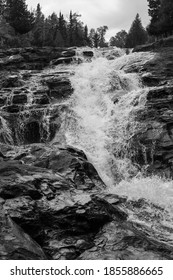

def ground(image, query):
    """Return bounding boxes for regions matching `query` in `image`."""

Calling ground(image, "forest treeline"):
[0,0,108,48]
[0,0,173,49]
[110,0,173,48]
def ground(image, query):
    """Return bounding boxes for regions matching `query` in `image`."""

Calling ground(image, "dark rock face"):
[0,47,77,70]
[42,76,73,100]
[83,51,94,57]
[0,51,74,145]
[51,57,74,65]
[122,41,173,177]
[0,205,46,260]
[133,36,173,53]
[1,145,173,260]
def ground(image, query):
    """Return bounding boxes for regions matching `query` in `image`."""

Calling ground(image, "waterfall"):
[0,115,13,145]
[64,54,149,186]
[1,47,173,216]
[59,49,173,215]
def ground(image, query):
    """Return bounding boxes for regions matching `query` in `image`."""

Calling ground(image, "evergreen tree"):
[59,12,67,46]
[147,0,162,36]
[147,0,161,22]
[126,14,147,48]
[84,25,89,45]
[32,4,45,46]
[147,0,173,37]
[6,0,34,34]
[67,11,85,47]
[159,0,173,35]
[68,10,73,46]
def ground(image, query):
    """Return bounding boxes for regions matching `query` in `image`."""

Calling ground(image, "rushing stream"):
[2,47,173,236]
[54,48,173,220]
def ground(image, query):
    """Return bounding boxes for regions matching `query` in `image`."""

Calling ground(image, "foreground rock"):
[0,144,173,259]
[0,202,46,260]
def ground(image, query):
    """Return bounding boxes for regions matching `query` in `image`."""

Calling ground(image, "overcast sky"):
[26,0,149,40]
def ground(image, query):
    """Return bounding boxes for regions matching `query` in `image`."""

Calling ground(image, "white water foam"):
[60,49,173,216]
[63,53,149,186]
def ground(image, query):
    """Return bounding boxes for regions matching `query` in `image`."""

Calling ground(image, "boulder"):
[1,75,24,88]
[51,57,74,65]
[43,76,73,99]
[12,94,27,105]
[61,50,76,57]
[83,51,94,57]
[0,208,47,260]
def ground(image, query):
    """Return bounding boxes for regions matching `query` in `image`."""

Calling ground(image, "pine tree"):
[84,25,90,45]
[6,0,34,34]
[68,10,73,46]
[147,0,173,37]
[159,0,173,35]
[147,0,162,36]
[59,12,67,46]
[147,0,161,22]
[126,14,147,48]
[32,4,45,46]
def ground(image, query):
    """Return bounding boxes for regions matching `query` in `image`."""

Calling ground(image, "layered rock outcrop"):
[0,56,74,145]
[122,39,173,177]
[0,47,76,70]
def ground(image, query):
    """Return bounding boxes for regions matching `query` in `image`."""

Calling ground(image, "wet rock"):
[44,76,71,89]
[1,144,173,260]
[34,94,50,105]
[43,76,73,99]
[0,47,76,70]
[51,57,74,65]
[4,104,22,113]
[0,180,42,200]
[78,221,167,260]
[0,96,7,107]
[0,211,47,260]
[133,36,173,52]
[141,73,161,87]
[61,50,76,57]
[32,146,105,190]
[1,75,24,88]
[12,94,27,105]
[6,54,24,64]
[83,51,94,57]
[130,85,173,175]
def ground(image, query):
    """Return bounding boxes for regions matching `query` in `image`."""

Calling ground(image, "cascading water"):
[0,115,13,145]
[1,46,173,256]
[1,46,173,219]
[55,49,173,220]
[63,53,150,185]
